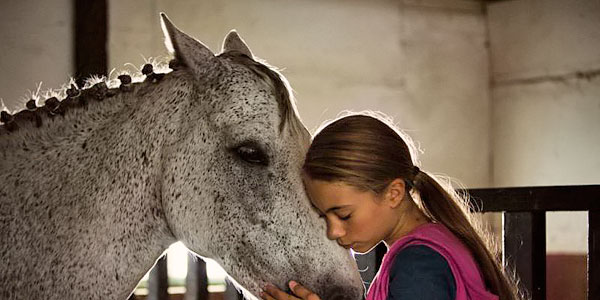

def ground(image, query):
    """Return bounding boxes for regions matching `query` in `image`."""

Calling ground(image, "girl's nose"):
[326,219,345,240]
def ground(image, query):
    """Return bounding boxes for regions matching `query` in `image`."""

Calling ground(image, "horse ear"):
[160,13,215,72]
[221,30,254,58]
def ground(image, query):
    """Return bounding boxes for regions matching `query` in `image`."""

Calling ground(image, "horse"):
[0,13,363,300]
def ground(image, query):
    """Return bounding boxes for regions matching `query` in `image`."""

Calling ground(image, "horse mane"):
[1,53,307,140]
[218,51,308,138]
[0,60,174,134]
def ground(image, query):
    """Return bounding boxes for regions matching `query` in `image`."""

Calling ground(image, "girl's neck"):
[384,195,430,247]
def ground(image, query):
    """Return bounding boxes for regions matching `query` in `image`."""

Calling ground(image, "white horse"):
[0,14,363,300]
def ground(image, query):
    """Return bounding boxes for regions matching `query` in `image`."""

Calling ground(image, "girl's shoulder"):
[388,245,456,299]
[392,223,475,269]
[390,244,453,276]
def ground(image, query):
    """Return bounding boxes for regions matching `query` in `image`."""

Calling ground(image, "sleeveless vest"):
[366,223,498,300]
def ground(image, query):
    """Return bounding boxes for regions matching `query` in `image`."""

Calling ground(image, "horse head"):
[159,14,363,299]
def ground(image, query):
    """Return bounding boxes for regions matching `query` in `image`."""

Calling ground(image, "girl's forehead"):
[305,179,371,206]
[305,179,351,194]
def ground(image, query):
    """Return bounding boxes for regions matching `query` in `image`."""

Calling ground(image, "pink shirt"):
[366,223,498,300]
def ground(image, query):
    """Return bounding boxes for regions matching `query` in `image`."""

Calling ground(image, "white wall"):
[0,0,72,111]
[109,0,492,189]
[487,0,600,253]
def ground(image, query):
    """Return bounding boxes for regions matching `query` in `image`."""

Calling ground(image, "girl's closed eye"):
[338,214,352,221]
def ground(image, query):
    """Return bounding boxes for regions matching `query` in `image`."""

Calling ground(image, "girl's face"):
[303,178,400,253]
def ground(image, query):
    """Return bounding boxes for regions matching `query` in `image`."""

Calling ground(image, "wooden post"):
[503,211,546,300]
[185,252,209,300]
[73,0,108,88]
[148,256,169,300]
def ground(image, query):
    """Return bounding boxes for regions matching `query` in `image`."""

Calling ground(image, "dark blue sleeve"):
[387,245,456,300]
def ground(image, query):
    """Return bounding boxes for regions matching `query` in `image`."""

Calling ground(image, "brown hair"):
[303,113,522,300]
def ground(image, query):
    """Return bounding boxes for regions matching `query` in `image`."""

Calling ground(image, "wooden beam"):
[503,212,546,300]
[185,253,209,300]
[148,255,169,300]
[466,185,600,212]
[74,0,107,88]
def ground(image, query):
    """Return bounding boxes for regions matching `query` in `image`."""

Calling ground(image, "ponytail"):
[412,169,523,300]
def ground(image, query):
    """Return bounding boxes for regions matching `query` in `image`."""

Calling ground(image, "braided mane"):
[0,60,178,133]
[1,54,306,139]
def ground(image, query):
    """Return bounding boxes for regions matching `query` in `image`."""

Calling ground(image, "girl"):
[261,113,520,300]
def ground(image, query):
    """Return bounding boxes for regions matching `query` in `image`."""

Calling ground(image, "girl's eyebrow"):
[309,200,351,214]
[325,205,350,213]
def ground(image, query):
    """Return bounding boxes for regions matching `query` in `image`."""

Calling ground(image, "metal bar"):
[466,185,600,212]
[503,212,546,300]
[74,0,108,88]
[148,255,169,300]
[185,252,209,300]
[589,210,600,300]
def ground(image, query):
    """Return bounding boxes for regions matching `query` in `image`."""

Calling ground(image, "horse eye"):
[236,145,269,166]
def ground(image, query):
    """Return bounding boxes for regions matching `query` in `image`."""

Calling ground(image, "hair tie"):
[412,166,421,176]
[406,166,421,190]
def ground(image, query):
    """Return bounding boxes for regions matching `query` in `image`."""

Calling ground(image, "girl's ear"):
[385,178,406,208]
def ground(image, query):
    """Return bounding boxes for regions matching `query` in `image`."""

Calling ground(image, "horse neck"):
[1,74,189,169]
[0,74,192,295]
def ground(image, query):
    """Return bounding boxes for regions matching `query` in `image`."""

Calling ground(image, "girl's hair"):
[303,112,522,300]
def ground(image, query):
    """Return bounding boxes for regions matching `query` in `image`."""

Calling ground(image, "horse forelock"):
[218,51,310,145]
